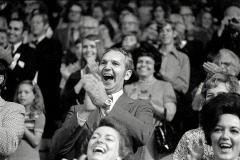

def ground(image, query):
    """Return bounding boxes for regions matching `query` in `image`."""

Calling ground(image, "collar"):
[159,47,180,59]
[111,89,124,106]
[13,41,22,53]
[0,96,6,107]
[100,89,123,115]
[36,34,46,43]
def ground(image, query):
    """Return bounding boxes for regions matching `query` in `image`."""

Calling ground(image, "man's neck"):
[161,43,174,54]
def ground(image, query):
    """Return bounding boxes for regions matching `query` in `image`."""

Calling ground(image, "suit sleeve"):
[0,104,25,159]
[50,106,87,160]
[108,100,154,147]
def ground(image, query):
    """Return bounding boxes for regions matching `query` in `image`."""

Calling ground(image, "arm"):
[50,105,92,159]
[172,54,190,94]
[0,103,25,158]
[24,113,45,148]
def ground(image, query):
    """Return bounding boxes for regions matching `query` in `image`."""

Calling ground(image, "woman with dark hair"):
[173,73,240,160]
[79,117,133,160]
[152,2,171,24]
[187,93,240,160]
[99,19,115,49]
[124,44,176,160]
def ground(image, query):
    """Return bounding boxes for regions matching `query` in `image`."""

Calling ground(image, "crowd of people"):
[0,0,240,160]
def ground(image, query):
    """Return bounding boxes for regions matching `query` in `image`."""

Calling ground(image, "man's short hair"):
[102,48,134,71]
[30,12,49,25]
[9,18,28,32]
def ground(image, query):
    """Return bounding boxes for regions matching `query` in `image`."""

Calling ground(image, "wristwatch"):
[104,98,113,110]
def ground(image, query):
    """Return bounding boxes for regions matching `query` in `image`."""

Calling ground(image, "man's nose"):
[104,62,111,70]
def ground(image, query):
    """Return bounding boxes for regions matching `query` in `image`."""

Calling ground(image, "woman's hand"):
[187,138,204,160]
[86,58,99,74]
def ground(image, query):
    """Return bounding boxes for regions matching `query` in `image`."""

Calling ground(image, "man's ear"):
[116,156,122,160]
[44,23,49,31]
[124,70,132,81]
[0,75,4,85]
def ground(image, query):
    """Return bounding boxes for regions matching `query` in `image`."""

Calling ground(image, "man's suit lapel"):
[114,93,134,109]
[85,93,134,128]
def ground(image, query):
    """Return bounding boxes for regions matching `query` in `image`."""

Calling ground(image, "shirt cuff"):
[77,112,88,126]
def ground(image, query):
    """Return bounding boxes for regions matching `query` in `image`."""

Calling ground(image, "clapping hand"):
[86,58,99,74]
[0,46,13,64]
[81,74,108,109]
[203,62,222,75]
[187,138,204,160]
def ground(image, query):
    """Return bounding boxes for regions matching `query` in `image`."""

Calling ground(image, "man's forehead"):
[123,15,138,22]
[9,21,23,28]
[102,50,125,60]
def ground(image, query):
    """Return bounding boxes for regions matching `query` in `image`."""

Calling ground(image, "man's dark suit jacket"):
[51,93,154,160]
[35,37,62,137]
[2,43,37,101]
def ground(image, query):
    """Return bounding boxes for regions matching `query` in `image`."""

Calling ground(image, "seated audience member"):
[0,62,25,160]
[179,5,198,41]
[195,10,215,47]
[53,1,83,53]
[124,45,176,160]
[99,19,115,49]
[1,18,37,101]
[152,2,171,24]
[205,5,240,58]
[79,117,133,160]
[80,16,100,38]
[188,93,240,160]
[91,3,105,22]
[203,48,240,77]
[158,19,190,95]
[141,21,160,49]
[173,72,240,160]
[60,39,82,90]
[30,12,62,137]
[50,48,154,160]
[61,35,103,119]
[9,80,45,160]
[121,32,139,60]
[114,13,140,45]
[0,29,9,49]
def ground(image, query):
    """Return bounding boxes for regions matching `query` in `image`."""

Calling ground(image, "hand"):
[192,83,204,111]
[218,16,232,36]
[68,62,79,73]
[86,58,99,74]
[84,93,97,111]
[0,46,13,64]
[187,138,204,160]
[81,74,109,109]
[78,154,87,160]
[203,62,222,74]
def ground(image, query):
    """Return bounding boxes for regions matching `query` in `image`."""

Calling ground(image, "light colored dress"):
[8,113,45,160]
[124,78,176,160]
[173,127,214,160]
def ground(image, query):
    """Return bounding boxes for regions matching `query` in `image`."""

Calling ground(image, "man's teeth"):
[93,146,105,153]
[103,74,114,80]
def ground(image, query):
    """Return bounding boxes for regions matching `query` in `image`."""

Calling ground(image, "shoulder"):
[3,101,25,114]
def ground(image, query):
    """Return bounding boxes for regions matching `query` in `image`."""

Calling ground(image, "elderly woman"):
[173,73,240,160]
[124,44,176,160]
[187,93,240,160]
[79,117,133,160]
